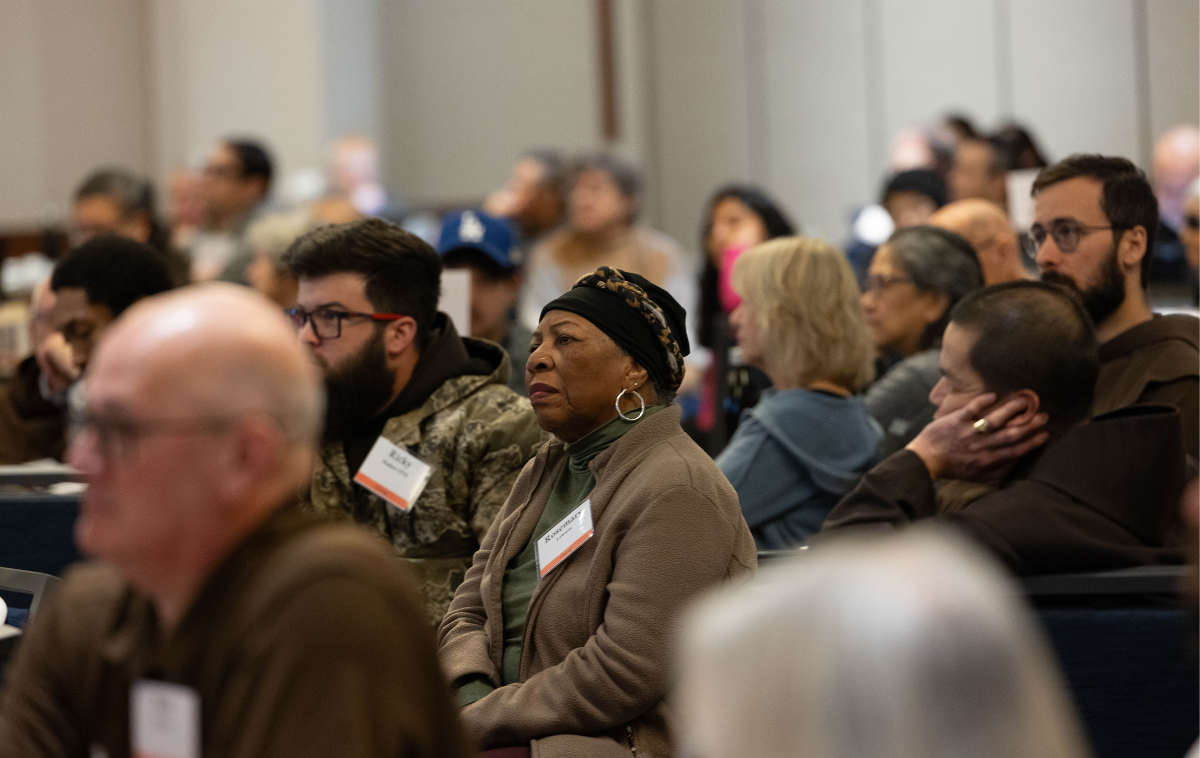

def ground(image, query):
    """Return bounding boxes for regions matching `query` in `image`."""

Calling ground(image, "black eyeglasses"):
[1026,218,1124,257]
[71,411,238,464]
[284,306,405,339]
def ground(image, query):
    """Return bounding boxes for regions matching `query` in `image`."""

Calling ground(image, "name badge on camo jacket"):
[535,499,594,579]
[354,437,433,512]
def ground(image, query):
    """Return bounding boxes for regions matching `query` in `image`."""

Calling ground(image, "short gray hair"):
[75,168,155,216]
[887,225,983,349]
[573,152,643,222]
[677,528,1090,758]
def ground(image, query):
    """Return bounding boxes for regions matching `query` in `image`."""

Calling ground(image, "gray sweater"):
[864,348,941,455]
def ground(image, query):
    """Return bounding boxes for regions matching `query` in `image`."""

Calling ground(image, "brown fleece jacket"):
[438,405,756,758]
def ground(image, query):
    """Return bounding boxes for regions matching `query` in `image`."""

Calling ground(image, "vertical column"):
[317,0,383,147]
[1145,0,1200,143]
[643,0,753,246]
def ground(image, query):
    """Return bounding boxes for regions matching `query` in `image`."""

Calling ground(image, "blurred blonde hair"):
[677,528,1091,758]
[245,212,326,269]
[731,237,875,391]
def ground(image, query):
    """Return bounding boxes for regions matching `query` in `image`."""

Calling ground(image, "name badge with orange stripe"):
[535,499,594,579]
[353,437,432,512]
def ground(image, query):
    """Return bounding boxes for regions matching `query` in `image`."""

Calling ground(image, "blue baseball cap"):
[437,209,522,270]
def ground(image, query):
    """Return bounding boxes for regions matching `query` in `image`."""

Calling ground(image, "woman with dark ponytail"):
[693,185,795,451]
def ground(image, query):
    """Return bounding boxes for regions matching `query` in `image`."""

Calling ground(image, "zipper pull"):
[626,725,636,754]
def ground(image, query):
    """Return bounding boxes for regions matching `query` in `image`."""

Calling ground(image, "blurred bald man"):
[1150,126,1200,280]
[0,285,470,758]
[1155,126,1200,233]
[930,199,1033,285]
[311,134,404,224]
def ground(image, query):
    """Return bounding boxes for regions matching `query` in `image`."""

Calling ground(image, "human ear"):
[1119,226,1148,273]
[993,388,1041,426]
[217,417,282,504]
[383,316,418,358]
[922,291,951,324]
[622,358,650,392]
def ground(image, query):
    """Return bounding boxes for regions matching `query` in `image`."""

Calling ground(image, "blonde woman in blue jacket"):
[715,237,881,548]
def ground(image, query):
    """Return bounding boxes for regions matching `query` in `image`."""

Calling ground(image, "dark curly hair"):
[50,235,174,315]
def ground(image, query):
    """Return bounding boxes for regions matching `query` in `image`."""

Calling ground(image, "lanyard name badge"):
[535,499,594,579]
[354,437,433,512]
[131,680,200,758]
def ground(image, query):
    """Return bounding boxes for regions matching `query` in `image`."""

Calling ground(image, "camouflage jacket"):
[303,339,548,623]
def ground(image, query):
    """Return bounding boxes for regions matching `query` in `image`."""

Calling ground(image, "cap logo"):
[459,211,485,243]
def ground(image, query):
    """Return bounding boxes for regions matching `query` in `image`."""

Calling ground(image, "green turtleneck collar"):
[562,404,666,474]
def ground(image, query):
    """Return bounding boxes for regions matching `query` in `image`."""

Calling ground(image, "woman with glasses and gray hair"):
[860,225,983,453]
[676,528,1091,758]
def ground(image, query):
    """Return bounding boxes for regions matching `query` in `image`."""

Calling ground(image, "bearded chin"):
[321,331,395,440]
[1040,245,1126,326]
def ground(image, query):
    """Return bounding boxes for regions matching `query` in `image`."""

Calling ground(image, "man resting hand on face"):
[821,281,1190,575]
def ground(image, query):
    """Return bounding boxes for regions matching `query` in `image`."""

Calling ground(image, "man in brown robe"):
[0,285,470,758]
[823,282,1189,575]
[1031,154,1198,458]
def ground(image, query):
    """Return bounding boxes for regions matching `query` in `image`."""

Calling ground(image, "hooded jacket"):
[1095,313,1198,458]
[716,388,881,548]
[302,320,548,623]
[438,406,756,758]
[0,356,65,464]
[821,405,1189,575]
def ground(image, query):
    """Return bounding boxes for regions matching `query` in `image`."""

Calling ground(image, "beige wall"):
[644,0,1200,245]
[1147,0,1200,149]
[0,0,1196,243]
[148,0,324,195]
[0,0,149,228]
[318,0,384,146]
[380,0,601,205]
[644,0,754,251]
[1009,0,1142,163]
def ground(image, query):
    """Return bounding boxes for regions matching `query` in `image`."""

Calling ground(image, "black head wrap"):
[541,267,690,392]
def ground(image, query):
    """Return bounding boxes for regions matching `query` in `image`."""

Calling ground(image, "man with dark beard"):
[284,219,546,622]
[1031,155,1198,458]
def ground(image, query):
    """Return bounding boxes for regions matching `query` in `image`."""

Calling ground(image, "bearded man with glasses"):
[283,218,546,623]
[1030,154,1198,458]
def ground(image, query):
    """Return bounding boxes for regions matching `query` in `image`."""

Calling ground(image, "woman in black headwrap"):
[695,186,796,451]
[439,267,756,758]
